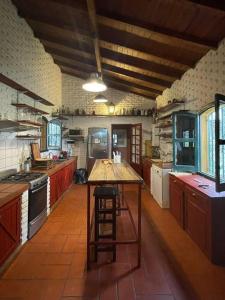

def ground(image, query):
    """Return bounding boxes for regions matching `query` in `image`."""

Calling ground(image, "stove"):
[0,170,48,190]
[0,169,48,239]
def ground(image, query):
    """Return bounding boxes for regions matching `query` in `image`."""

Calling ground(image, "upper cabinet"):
[172,111,198,172]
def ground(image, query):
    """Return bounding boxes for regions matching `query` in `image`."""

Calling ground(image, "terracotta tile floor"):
[1,183,221,299]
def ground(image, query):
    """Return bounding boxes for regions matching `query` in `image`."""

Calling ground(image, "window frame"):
[172,111,199,172]
[40,116,48,153]
[47,119,62,150]
[215,93,225,192]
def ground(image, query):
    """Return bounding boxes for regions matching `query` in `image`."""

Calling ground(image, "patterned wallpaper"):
[156,38,225,162]
[156,38,225,111]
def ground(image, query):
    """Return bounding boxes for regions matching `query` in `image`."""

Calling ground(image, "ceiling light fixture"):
[108,102,115,114]
[82,73,107,92]
[93,94,108,103]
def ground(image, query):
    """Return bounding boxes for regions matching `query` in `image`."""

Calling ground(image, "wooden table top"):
[88,159,143,184]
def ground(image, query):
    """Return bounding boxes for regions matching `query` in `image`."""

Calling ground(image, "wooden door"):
[50,173,58,207]
[0,197,21,266]
[112,124,131,163]
[130,123,142,175]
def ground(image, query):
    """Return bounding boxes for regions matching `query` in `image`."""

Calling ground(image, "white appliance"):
[151,164,171,208]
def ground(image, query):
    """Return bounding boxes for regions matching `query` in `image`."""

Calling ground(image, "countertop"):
[0,183,28,208]
[31,156,77,176]
[169,172,225,199]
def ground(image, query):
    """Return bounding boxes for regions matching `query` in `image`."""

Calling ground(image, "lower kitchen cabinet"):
[169,174,225,264]
[0,197,21,266]
[50,160,77,208]
[169,176,185,227]
[142,158,151,189]
[185,186,210,257]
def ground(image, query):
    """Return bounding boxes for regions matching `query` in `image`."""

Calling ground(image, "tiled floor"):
[0,184,208,299]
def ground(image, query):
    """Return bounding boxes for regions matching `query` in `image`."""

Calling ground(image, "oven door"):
[28,182,47,222]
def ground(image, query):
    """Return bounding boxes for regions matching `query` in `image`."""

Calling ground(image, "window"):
[200,105,225,180]
[47,120,62,150]
[172,112,198,172]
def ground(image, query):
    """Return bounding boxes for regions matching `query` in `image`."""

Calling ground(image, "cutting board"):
[31,143,41,160]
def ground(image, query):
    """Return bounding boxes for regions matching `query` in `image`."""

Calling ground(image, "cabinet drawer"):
[169,175,184,189]
[185,186,209,212]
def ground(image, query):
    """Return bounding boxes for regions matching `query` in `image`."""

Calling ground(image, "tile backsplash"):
[0,131,35,171]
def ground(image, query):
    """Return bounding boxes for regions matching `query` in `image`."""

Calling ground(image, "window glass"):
[175,115,195,139]
[200,106,225,178]
[48,120,61,150]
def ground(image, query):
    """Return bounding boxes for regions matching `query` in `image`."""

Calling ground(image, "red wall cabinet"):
[0,197,21,266]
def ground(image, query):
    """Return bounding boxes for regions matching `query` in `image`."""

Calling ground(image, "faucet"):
[48,152,53,159]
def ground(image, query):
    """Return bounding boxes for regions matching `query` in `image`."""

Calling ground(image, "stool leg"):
[112,196,117,262]
[94,196,99,262]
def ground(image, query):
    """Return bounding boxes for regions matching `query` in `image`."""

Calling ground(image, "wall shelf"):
[11,103,48,115]
[157,100,185,113]
[16,135,41,140]
[0,73,54,106]
[18,120,42,127]
[52,113,152,118]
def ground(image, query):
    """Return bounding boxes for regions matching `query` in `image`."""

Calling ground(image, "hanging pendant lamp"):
[82,73,107,92]
[93,94,108,103]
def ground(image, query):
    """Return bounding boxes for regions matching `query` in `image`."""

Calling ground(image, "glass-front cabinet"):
[172,112,198,172]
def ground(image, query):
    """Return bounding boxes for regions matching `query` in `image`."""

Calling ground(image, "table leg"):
[87,183,91,270]
[137,183,142,267]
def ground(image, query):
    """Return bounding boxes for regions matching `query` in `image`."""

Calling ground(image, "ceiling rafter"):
[60,66,156,100]
[97,15,216,52]
[24,18,191,71]
[56,60,160,97]
[40,38,181,81]
[51,55,165,93]
[43,45,171,88]
[185,0,225,11]
[86,0,102,74]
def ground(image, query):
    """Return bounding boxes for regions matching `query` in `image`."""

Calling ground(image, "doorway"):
[111,123,142,175]
[112,124,131,163]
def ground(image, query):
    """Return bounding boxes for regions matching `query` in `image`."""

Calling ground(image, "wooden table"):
[87,159,143,269]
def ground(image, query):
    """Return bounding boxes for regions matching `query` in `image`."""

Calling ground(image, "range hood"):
[0,119,37,132]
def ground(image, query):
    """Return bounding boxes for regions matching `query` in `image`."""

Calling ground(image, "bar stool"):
[93,186,118,262]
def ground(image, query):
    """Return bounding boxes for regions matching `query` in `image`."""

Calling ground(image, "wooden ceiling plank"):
[97,15,216,52]
[86,0,102,74]
[100,40,189,71]
[25,17,190,71]
[57,60,159,96]
[61,66,155,100]
[52,54,164,92]
[185,0,225,12]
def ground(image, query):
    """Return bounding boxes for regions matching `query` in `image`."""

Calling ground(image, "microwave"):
[68,129,82,137]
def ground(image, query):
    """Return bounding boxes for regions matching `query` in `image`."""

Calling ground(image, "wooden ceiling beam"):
[43,44,170,88]
[86,0,102,74]
[24,18,190,71]
[97,15,216,52]
[185,0,225,12]
[52,55,164,93]
[41,37,181,81]
[60,66,155,100]
[56,60,159,96]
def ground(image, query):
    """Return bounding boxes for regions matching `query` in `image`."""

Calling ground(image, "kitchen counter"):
[0,183,28,208]
[31,156,77,176]
[169,172,225,199]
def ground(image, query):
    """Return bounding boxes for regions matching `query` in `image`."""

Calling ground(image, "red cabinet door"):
[185,186,210,256]
[142,159,151,188]
[169,175,185,227]
[50,173,57,207]
[0,197,21,266]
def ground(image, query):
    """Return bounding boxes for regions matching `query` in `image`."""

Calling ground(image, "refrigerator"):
[87,127,109,174]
